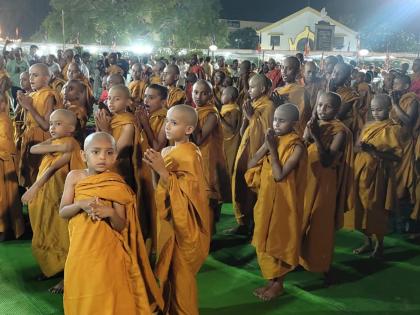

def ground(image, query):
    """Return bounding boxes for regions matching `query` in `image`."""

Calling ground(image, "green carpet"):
[1,204,420,315]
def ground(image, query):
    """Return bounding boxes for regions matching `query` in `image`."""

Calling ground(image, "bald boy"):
[163,64,186,107]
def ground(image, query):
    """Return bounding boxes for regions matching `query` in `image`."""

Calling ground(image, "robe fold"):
[154,142,210,315]
[220,103,241,178]
[345,120,401,236]
[167,86,186,108]
[150,74,162,85]
[232,95,274,225]
[64,172,163,315]
[356,82,373,122]
[28,137,84,277]
[336,86,362,138]
[245,132,307,279]
[128,80,148,104]
[300,119,353,273]
[0,113,25,238]
[275,83,311,136]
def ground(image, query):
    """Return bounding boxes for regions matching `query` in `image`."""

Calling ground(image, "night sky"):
[1,0,419,40]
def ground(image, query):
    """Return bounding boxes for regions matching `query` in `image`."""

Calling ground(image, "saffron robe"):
[300,119,354,273]
[167,86,186,108]
[220,103,241,178]
[245,132,307,279]
[129,80,148,104]
[28,137,84,277]
[64,172,163,315]
[155,142,210,315]
[336,86,362,138]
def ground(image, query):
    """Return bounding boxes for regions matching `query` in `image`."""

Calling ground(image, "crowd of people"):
[0,40,419,314]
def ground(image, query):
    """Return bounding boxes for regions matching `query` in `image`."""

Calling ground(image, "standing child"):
[59,132,163,315]
[128,63,148,108]
[21,109,85,293]
[212,70,226,110]
[150,60,165,85]
[163,64,186,108]
[246,104,307,301]
[143,105,210,315]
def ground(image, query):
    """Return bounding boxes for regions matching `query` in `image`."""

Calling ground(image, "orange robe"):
[0,69,12,112]
[357,82,373,122]
[138,107,167,249]
[232,95,274,225]
[196,105,230,204]
[167,86,186,108]
[0,112,25,239]
[336,86,362,139]
[390,92,419,202]
[19,87,59,187]
[107,64,124,76]
[64,172,163,315]
[28,137,84,277]
[245,132,307,279]
[275,83,311,136]
[128,80,148,105]
[220,103,241,178]
[155,142,210,315]
[300,119,354,273]
[50,77,66,94]
[346,120,401,236]
[62,63,70,81]
[150,74,162,85]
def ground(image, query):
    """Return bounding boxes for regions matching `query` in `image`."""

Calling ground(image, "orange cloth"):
[345,120,401,236]
[62,63,70,81]
[154,142,210,315]
[220,103,241,178]
[107,64,124,76]
[50,77,66,94]
[0,69,12,112]
[0,113,25,238]
[232,95,274,225]
[167,86,186,108]
[128,80,148,104]
[357,82,373,121]
[150,74,162,85]
[336,86,361,138]
[390,92,419,201]
[275,83,312,136]
[64,172,163,315]
[300,119,353,273]
[28,137,84,277]
[196,105,230,203]
[245,132,307,279]
[19,87,59,187]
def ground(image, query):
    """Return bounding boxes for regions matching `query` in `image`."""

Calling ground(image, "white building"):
[258,7,358,52]
[220,19,271,33]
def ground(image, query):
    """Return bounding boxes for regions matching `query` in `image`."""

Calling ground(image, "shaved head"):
[30,63,50,76]
[305,61,318,71]
[318,91,342,108]
[284,56,301,70]
[67,79,85,92]
[193,79,213,93]
[168,105,198,127]
[165,64,180,75]
[107,74,125,88]
[249,73,266,89]
[276,103,300,122]
[222,86,239,102]
[109,84,130,98]
[84,132,116,150]
[372,93,392,109]
[51,109,78,127]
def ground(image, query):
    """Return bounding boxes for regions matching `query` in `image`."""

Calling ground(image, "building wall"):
[221,19,271,32]
[260,11,358,51]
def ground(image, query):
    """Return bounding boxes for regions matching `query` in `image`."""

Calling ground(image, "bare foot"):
[49,279,64,294]
[352,243,372,255]
[253,281,273,298]
[259,281,284,301]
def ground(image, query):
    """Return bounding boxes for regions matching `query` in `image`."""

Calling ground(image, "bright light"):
[178,49,187,56]
[359,49,369,57]
[209,44,218,52]
[36,45,47,56]
[87,45,99,54]
[130,44,153,55]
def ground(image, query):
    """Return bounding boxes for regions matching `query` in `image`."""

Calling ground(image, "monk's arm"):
[392,99,418,128]
[30,140,74,154]
[108,202,126,232]
[270,145,304,182]
[27,95,55,131]
[240,117,249,136]
[116,124,135,157]
[142,118,166,151]
[247,143,268,169]
[365,145,401,162]
[193,113,218,146]
[33,153,72,189]
[336,101,353,120]
[0,75,12,93]
[221,111,240,134]
[313,130,345,167]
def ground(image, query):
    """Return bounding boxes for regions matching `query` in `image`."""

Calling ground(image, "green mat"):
[1,204,420,315]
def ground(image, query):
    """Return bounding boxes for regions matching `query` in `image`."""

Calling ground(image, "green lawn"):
[1,204,419,315]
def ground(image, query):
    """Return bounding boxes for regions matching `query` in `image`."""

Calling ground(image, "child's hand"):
[271,91,288,108]
[21,186,39,204]
[77,197,101,221]
[90,201,114,220]
[17,93,33,110]
[307,118,320,138]
[135,106,149,128]
[95,109,111,132]
[265,128,277,152]
[143,148,168,177]
[243,99,254,120]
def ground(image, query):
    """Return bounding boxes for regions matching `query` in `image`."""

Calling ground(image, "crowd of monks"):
[0,46,419,314]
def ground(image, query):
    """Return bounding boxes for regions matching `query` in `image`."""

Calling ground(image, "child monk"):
[13,71,31,151]
[128,63,148,107]
[212,70,226,110]
[303,61,325,110]
[59,132,163,315]
[390,74,419,204]
[348,94,401,258]
[150,60,165,84]
[17,63,59,187]
[300,91,353,282]
[163,64,186,108]
[0,92,25,241]
[273,56,311,136]
[66,62,94,109]
[231,74,274,235]
[143,105,210,315]
[220,86,241,179]
[61,49,74,80]
[354,71,373,121]
[246,104,307,300]
[135,84,168,249]
[106,52,124,76]
[63,79,89,144]
[21,109,84,292]
[193,80,229,227]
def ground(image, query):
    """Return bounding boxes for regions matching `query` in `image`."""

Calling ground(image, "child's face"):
[29,67,49,91]
[273,109,295,136]
[64,82,81,103]
[163,67,178,86]
[316,94,339,121]
[83,139,117,173]
[144,87,164,113]
[49,112,74,139]
[282,59,299,83]
[131,65,142,81]
[370,99,389,121]
[107,89,128,114]
[67,64,82,81]
[20,73,31,91]
[221,90,232,105]
[393,78,408,92]
[193,83,212,106]
[214,72,224,85]
[164,108,192,142]
[248,77,265,100]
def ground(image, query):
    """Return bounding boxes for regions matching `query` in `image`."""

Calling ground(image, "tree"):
[360,25,418,53]
[228,27,259,49]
